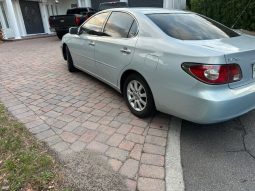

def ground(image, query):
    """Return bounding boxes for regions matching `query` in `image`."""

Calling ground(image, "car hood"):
[185,35,255,54]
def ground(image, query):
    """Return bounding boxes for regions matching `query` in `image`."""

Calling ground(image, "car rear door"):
[94,11,139,86]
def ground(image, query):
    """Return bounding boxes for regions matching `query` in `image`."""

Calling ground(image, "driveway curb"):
[165,117,185,191]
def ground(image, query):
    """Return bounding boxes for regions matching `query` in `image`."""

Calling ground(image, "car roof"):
[105,7,189,14]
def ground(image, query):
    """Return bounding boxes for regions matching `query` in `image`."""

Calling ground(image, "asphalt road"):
[181,110,255,191]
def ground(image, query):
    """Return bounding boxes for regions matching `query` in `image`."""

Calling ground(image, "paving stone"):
[95,133,110,143]
[15,111,35,119]
[143,143,166,155]
[26,119,44,129]
[126,179,137,191]
[130,126,144,135]
[88,115,101,122]
[145,135,167,147]
[34,129,55,140]
[138,177,165,191]
[30,124,50,134]
[91,109,106,117]
[79,130,97,143]
[44,110,61,118]
[119,159,139,179]
[60,132,79,143]
[57,114,75,123]
[87,141,109,153]
[125,133,145,144]
[62,107,76,115]
[107,133,125,147]
[0,39,171,191]
[106,147,129,161]
[130,144,143,160]
[119,140,135,151]
[139,164,165,179]
[62,121,81,132]
[141,153,165,166]
[117,124,132,134]
[82,121,99,130]
[70,141,87,152]
[108,159,123,172]
[148,128,168,138]
[72,126,87,136]
[51,120,67,129]
[10,107,30,115]
[98,125,116,135]
[44,135,62,146]
[130,119,148,128]
[109,120,122,128]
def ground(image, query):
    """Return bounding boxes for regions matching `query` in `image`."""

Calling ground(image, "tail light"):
[182,63,242,85]
[75,17,81,25]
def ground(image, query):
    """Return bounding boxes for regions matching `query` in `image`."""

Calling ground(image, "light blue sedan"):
[61,8,255,124]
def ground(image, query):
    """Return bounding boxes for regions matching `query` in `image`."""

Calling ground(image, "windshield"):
[147,13,239,40]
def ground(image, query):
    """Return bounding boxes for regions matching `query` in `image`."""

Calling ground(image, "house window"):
[0,1,9,28]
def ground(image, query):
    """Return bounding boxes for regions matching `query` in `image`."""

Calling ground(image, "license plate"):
[253,64,255,78]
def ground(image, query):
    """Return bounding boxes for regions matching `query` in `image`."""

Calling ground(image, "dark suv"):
[98,2,128,11]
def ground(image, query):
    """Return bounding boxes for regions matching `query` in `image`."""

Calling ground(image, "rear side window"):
[147,13,239,40]
[104,12,136,38]
[128,21,138,38]
[82,12,109,33]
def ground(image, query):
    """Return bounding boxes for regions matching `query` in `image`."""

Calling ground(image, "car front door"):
[70,12,109,74]
[94,11,139,86]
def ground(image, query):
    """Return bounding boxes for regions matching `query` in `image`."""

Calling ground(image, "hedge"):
[190,0,255,31]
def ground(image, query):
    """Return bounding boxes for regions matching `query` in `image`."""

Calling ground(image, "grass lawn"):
[0,103,64,191]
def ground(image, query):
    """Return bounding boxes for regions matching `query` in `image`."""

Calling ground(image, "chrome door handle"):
[89,41,95,46]
[120,48,131,54]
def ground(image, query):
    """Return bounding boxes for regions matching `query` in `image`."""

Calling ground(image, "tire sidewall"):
[66,46,76,72]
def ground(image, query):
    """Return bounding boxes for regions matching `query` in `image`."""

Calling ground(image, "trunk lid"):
[225,49,255,89]
[187,35,255,88]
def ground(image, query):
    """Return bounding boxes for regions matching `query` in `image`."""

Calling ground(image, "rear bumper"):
[158,82,255,124]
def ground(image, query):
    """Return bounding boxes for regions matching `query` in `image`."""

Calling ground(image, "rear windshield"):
[147,13,239,40]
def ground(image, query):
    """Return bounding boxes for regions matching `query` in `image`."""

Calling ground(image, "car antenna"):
[231,0,252,29]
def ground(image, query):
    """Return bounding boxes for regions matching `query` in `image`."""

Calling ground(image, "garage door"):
[91,0,120,10]
[128,0,163,7]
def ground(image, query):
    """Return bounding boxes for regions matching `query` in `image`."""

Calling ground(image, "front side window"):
[104,12,135,38]
[147,13,239,40]
[81,12,109,33]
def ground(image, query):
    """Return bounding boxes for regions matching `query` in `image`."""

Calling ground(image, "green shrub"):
[190,0,255,31]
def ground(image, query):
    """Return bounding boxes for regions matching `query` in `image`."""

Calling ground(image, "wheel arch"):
[120,70,155,100]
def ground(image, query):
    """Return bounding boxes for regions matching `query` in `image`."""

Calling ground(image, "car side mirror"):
[69,27,78,35]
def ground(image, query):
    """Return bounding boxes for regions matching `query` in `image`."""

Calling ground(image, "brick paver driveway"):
[0,37,171,191]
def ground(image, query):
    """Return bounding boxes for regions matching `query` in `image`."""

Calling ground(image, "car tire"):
[57,32,64,40]
[66,46,77,73]
[124,74,155,118]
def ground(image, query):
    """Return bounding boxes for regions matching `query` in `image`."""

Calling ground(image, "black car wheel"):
[66,46,77,72]
[57,32,64,40]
